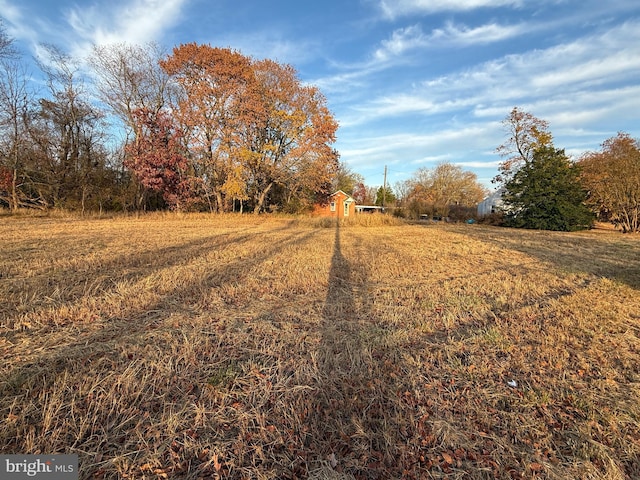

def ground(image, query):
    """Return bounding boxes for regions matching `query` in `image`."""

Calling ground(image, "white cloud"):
[378,0,523,19]
[0,0,21,27]
[531,50,640,90]
[316,17,532,99]
[0,0,189,61]
[334,18,640,185]
[374,25,427,61]
[311,69,372,95]
[373,21,524,62]
[310,20,524,103]
[339,124,495,160]
[523,85,640,131]
[339,95,478,128]
[404,20,640,120]
[0,0,39,46]
[64,0,188,58]
[430,21,524,46]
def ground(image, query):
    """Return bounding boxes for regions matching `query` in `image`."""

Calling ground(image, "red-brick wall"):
[313,191,355,217]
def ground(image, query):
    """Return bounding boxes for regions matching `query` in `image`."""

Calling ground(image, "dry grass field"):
[1,212,639,479]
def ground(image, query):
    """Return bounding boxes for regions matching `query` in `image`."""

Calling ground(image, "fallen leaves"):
[2,217,639,480]
[529,462,543,472]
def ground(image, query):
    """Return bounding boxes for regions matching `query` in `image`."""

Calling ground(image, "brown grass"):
[1,213,639,479]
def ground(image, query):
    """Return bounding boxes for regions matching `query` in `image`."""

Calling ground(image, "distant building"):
[355,205,384,214]
[478,188,505,216]
[313,190,356,217]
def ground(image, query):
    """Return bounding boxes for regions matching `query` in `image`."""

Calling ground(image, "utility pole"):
[382,165,387,209]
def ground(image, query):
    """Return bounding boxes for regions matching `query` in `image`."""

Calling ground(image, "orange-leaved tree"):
[402,163,486,218]
[160,44,339,213]
[246,59,339,213]
[579,132,640,233]
[160,43,260,212]
[494,107,553,185]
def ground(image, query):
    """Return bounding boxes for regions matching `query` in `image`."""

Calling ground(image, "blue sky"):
[2,0,639,191]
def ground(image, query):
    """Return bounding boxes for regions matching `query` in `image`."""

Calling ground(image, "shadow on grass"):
[459,225,640,290]
[312,221,416,478]
[0,224,321,404]
[1,219,302,329]
[0,231,252,327]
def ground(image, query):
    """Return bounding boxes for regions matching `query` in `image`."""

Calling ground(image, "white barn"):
[478,188,505,216]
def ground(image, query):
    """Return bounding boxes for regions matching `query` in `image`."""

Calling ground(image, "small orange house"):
[313,190,356,217]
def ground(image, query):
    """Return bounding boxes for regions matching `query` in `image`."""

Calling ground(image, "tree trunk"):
[202,185,214,213]
[81,184,87,215]
[253,182,274,214]
[10,167,19,212]
[215,190,224,213]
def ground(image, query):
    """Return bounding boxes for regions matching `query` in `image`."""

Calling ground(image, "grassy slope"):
[1,214,639,479]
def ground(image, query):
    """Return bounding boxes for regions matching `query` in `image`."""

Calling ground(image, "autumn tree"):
[352,182,374,205]
[160,44,259,212]
[403,162,486,218]
[88,43,179,210]
[495,107,553,184]
[29,46,108,210]
[428,163,486,217]
[160,45,339,213]
[124,108,193,210]
[1,43,126,213]
[401,167,432,216]
[579,133,640,233]
[89,42,171,136]
[244,59,339,213]
[503,146,593,231]
[332,160,364,195]
[1,33,341,214]
[392,179,411,206]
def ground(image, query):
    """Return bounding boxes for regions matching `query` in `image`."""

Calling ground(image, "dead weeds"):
[1,214,639,479]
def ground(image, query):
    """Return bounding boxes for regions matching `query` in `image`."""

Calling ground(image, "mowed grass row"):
[0,213,639,479]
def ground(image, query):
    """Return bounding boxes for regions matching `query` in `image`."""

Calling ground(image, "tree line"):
[0,25,339,213]
[330,159,488,221]
[2,22,636,228]
[0,18,491,219]
[494,107,640,233]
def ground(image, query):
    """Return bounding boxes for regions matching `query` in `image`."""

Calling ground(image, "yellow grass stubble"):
[0,214,639,479]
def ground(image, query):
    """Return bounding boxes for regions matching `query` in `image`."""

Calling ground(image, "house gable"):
[314,191,356,217]
[478,188,505,216]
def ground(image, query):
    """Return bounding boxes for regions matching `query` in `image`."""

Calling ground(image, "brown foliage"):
[579,132,640,233]
[402,163,487,218]
[1,39,338,214]
[160,44,258,212]
[158,44,339,213]
[124,109,194,210]
[247,59,339,213]
[495,107,553,184]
